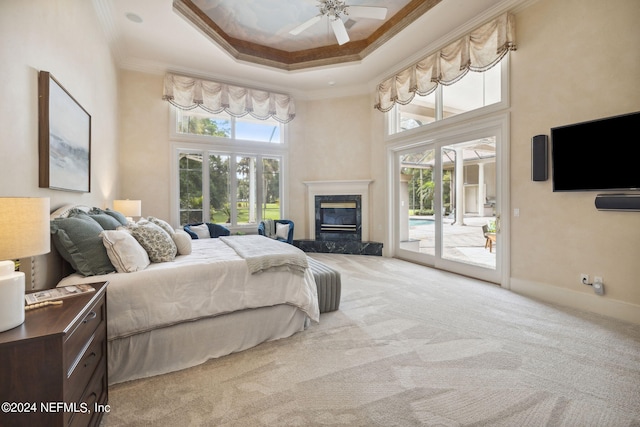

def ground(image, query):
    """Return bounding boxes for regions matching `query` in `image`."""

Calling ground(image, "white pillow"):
[191,223,211,239]
[100,230,150,273]
[172,229,192,255]
[276,222,290,240]
[50,204,90,220]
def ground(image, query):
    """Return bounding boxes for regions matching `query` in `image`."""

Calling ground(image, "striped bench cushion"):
[307,257,341,313]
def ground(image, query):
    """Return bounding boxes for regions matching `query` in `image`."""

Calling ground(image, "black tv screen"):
[551,111,640,192]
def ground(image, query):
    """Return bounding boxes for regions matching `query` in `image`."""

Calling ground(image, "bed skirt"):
[108,305,308,385]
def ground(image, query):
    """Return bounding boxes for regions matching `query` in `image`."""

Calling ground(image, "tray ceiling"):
[175,0,441,70]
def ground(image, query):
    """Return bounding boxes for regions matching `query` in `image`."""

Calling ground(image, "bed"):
[28,205,319,385]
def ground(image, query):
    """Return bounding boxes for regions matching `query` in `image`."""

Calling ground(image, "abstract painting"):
[38,71,91,192]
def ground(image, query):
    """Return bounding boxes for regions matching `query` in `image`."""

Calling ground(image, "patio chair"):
[482,224,495,252]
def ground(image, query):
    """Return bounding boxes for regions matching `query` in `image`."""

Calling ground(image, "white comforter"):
[57,236,319,340]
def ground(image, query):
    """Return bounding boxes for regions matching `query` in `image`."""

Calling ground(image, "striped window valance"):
[163,73,296,123]
[375,13,516,112]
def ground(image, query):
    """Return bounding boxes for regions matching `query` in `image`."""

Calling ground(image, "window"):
[172,108,286,228]
[175,109,282,143]
[178,152,205,224]
[389,63,504,135]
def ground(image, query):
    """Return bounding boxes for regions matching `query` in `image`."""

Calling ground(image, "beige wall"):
[118,71,170,220]
[509,0,640,320]
[0,0,119,210]
[117,73,376,234]
[288,94,374,239]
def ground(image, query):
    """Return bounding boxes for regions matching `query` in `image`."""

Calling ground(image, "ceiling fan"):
[289,0,388,46]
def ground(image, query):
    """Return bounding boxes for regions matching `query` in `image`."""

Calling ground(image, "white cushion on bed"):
[101,230,150,273]
[172,229,192,255]
[190,223,211,239]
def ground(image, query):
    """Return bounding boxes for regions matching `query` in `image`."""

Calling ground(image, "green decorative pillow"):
[86,208,122,230]
[102,208,128,226]
[50,211,116,276]
[129,221,177,263]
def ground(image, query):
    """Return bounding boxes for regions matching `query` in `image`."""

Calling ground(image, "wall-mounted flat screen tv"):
[551,111,640,192]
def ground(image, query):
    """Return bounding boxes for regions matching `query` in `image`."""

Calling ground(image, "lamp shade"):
[0,198,50,260]
[0,197,50,332]
[113,199,141,217]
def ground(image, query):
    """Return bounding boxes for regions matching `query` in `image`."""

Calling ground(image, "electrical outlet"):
[593,277,604,295]
[580,274,589,285]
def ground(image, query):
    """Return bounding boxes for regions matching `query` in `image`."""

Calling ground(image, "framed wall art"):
[38,71,91,192]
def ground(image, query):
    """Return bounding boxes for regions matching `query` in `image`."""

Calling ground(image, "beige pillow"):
[190,223,211,239]
[172,229,192,255]
[100,230,150,273]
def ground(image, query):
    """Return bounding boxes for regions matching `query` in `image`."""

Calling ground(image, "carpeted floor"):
[101,254,640,426]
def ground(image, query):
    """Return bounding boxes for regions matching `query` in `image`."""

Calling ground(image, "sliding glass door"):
[391,118,507,285]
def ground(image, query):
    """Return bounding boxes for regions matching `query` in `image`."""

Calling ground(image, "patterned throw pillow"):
[147,216,175,236]
[128,221,177,263]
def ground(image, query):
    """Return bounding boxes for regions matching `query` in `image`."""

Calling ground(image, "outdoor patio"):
[400,215,497,269]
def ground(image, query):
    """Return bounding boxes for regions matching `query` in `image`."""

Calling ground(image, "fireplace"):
[315,195,361,241]
[297,180,382,256]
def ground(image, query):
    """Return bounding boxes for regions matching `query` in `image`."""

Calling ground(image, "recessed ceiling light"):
[125,12,143,23]
[328,81,336,86]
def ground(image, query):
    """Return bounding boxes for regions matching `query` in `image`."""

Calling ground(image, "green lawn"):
[210,203,281,224]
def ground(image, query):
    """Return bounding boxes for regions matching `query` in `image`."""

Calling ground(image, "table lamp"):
[0,197,50,332]
[113,199,141,221]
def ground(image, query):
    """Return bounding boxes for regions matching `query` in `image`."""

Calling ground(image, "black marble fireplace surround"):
[315,195,361,241]
[294,194,383,256]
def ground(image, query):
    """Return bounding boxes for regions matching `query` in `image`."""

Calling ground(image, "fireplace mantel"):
[304,180,373,241]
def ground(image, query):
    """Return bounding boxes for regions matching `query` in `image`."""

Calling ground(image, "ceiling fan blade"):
[289,15,322,35]
[330,18,350,45]
[345,6,387,20]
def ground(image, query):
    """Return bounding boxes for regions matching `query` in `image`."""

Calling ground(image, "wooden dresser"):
[0,281,108,427]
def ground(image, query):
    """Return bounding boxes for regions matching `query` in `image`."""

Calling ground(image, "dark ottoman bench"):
[307,257,341,313]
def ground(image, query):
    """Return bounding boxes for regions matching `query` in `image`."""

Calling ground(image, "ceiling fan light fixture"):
[319,0,347,19]
[289,0,387,46]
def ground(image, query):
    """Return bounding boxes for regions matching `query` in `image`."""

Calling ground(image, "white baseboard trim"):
[510,278,640,325]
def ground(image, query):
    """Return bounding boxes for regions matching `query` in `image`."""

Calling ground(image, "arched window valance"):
[375,13,516,112]
[163,73,296,123]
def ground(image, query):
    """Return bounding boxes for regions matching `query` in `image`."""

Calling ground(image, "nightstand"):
[0,281,108,427]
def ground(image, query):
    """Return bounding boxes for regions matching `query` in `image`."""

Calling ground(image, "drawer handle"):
[83,311,97,324]
[84,352,97,368]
